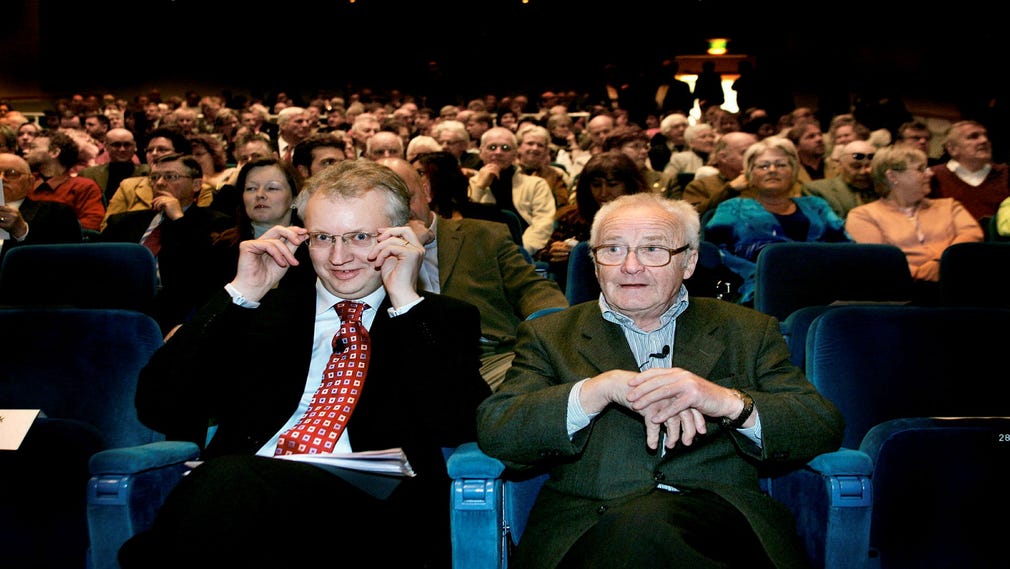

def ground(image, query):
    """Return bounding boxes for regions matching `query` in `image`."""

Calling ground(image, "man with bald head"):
[683,131,758,215]
[802,139,879,218]
[378,156,567,390]
[0,152,82,259]
[80,128,147,204]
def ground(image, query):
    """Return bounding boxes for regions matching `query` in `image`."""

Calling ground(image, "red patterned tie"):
[275,301,371,455]
[142,223,162,256]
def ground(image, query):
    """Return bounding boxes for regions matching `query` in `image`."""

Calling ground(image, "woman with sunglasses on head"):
[704,136,850,305]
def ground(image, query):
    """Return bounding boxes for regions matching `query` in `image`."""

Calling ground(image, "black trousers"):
[119,454,446,569]
[555,489,778,569]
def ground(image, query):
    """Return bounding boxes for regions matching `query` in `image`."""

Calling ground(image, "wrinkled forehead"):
[597,205,679,244]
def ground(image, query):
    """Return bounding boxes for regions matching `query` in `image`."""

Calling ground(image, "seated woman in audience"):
[210,157,309,285]
[188,133,236,198]
[845,145,982,299]
[704,136,850,305]
[534,151,648,289]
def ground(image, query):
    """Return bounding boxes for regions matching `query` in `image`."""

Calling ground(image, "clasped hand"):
[584,367,745,450]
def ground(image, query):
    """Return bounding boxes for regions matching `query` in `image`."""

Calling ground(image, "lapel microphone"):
[639,345,671,370]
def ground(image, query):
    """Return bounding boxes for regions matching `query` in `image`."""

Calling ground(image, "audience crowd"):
[0,78,1004,321]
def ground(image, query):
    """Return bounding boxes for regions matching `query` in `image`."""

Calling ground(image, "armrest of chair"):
[448,442,507,569]
[765,448,874,569]
[87,441,200,569]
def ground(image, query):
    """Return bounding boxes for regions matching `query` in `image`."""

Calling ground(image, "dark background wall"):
[2,0,1007,127]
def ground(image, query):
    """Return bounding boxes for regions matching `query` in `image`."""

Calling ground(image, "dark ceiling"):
[15,0,1007,121]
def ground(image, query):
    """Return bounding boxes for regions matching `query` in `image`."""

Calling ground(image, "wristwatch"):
[720,389,754,430]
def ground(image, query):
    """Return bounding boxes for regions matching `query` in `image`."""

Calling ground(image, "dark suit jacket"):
[100,206,234,333]
[136,285,490,565]
[0,198,82,260]
[79,162,148,204]
[436,217,567,355]
[477,298,844,569]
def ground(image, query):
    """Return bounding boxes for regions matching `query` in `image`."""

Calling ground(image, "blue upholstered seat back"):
[0,307,165,449]
[805,305,1010,449]
[860,417,1010,568]
[754,242,913,321]
[938,241,1010,309]
[0,243,157,312]
[565,240,598,305]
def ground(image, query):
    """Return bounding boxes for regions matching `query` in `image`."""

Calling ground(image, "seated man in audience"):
[928,120,1010,221]
[78,127,146,204]
[118,160,490,569]
[682,131,758,217]
[24,130,106,232]
[478,192,844,568]
[380,157,568,389]
[100,153,233,334]
[515,124,571,208]
[291,132,347,179]
[802,139,880,219]
[102,127,194,229]
[468,127,557,256]
[0,152,82,260]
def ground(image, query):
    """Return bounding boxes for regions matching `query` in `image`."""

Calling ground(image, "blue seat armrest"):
[766,449,873,569]
[448,442,507,569]
[447,441,506,479]
[87,441,200,569]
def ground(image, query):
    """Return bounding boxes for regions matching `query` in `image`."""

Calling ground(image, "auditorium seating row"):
[1,241,1008,569]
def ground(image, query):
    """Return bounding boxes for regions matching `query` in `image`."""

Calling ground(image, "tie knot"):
[334,300,368,323]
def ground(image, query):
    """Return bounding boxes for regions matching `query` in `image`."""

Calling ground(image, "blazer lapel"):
[435,219,464,290]
[671,302,724,379]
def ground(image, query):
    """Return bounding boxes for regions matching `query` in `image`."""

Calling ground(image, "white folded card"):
[0,409,42,450]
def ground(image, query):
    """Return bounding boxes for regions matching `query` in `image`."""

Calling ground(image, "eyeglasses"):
[149,172,194,183]
[850,152,875,161]
[107,141,135,149]
[485,143,513,152]
[307,231,379,250]
[592,244,690,267]
[0,168,26,180]
[754,161,791,171]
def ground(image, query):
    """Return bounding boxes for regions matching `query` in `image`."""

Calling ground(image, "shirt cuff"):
[386,295,424,317]
[224,283,261,309]
[566,378,598,438]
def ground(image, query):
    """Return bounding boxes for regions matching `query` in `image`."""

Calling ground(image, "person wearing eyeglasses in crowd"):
[477,191,844,569]
[433,119,482,172]
[801,140,880,219]
[100,153,232,335]
[79,128,147,205]
[0,152,82,261]
[101,126,194,230]
[704,137,850,305]
[896,120,942,167]
[469,126,557,256]
[118,160,490,569]
[846,145,982,299]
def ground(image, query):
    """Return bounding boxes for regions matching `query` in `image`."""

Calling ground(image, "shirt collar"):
[599,284,690,333]
[314,279,387,317]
